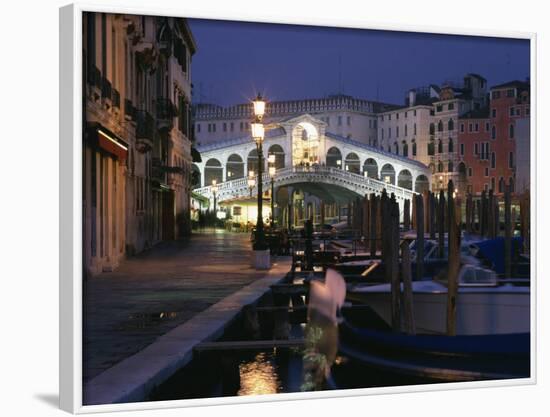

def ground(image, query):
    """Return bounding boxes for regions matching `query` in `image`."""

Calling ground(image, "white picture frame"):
[59,2,537,414]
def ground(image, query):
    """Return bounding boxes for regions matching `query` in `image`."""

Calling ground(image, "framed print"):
[59,2,536,413]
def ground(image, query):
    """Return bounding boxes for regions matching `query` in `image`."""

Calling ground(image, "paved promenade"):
[83,229,285,383]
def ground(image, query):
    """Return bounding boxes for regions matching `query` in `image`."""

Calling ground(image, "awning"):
[86,122,129,161]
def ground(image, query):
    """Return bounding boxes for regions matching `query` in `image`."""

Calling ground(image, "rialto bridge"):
[193,114,431,226]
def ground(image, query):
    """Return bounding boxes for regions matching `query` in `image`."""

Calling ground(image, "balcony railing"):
[155,98,177,122]
[112,89,120,109]
[101,76,112,100]
[135,110,155,140]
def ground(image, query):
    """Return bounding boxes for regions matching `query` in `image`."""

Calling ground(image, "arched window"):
[448,161,454,172]
[491,125,496,140]
[438,120,443,132]
[429,123,435,135]
[428,140,435,156]
[448,119,454,131]
[448,138,454,153]
[412,141,417,156]
[498,177,505,193]
[403,141,408,157]
[438,139,443,154]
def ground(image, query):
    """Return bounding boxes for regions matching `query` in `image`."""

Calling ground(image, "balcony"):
[112,89,120,109]
[135,110,155,153]
[155,98,177,131]
[101,76,112,101]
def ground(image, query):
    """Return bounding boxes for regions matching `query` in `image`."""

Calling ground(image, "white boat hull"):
[348,281,530,335]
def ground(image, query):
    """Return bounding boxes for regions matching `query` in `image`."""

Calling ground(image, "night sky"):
[188,18,530,107]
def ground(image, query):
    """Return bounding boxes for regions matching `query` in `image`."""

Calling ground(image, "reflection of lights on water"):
[238,352,281,396]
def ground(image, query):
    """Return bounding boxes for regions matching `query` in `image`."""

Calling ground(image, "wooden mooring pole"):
[415,193,424,282]
[446,180,461,336]
[401,239,415,335]
[438,189,445,259]
[390,197,401,332]
[504,181,512,278]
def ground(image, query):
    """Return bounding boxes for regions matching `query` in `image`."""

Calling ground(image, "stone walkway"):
[83,229,281,383]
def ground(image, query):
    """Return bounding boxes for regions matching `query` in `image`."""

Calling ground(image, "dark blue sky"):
[188,18,530,107]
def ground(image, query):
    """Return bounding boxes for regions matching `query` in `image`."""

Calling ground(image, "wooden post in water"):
[370,194,377,259]
[411,192,417,230]
[381,190,390,272]
[429,193,436,240]
[376,194,383,252]
[415,193,425,281]
[504,181,512,278]
[488,189,495,239]
[475,198,481,234]
[362,196,370,248]
[423,191,430,236]
[403,198,411,231]
[465,193,472,234]
[390,197,401,332]
[320,200,325,228]
[401,239,415,335]
[347,199,352,228]
[446,180,461,336]
[480,190,487,237]
[494,196,500,238]
[438,189,445,258]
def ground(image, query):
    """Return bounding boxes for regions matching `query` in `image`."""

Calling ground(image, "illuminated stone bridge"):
[193,114,431,224]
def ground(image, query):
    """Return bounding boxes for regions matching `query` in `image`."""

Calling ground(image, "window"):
[475,123,479,132]
[509,124,515,139]
[404,125,408,136]
[230,122,234,132]
[492,108,497,118]
[436,105,443,112]
[223,122,227,132]
[396,126,399,137]
[414,123,417,135]
[484,183,489,192]
[438,139,443,154]
[388,114,392,121]
[485,122,490,132]
[509,151,514,168]
[428,140,435,156]
[338,116,342,126]
[468,167,473,177]
[405,111,408,118]
[460,123,465,133]
[516,107,521,116]
[347,116,351,126]
[438,120,443,132]
[474,143,479,155]
[491,177,496,191]
[394,142,399,154]
[403,142,408,157]
[491,126,496,140]
[197,123,201,133]
[460,143,465,156]
[448,138,454,153]
[510,107,515,117]
[396,113,399,119]
[506,89,515,97]
[491,152,496,169]
[469,123,473,132]
[429,123,435,135]
[448,103,455,110]
[485,167,489,177]
[448,161,454,172]
[448,119,454,131]
[414,110,417,116]
[492,91,501,100]
[412,141,417,156]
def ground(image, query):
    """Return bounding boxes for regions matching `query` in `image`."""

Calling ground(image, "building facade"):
[458,80,530,196]
[82,12,196,276]
[193,95,399,147]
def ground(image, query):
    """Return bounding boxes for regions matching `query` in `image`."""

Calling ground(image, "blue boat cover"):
[473,237,523,274]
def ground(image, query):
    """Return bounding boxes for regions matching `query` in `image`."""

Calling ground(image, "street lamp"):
[251,94,267,254]
[211,179,218,214]
[268,154,276,228]
[247,170,255,197]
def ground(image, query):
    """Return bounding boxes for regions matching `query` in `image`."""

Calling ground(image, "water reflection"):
[238,352,281,396]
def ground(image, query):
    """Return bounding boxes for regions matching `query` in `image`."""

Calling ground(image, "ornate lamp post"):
[211,179,218,214]
[268,154,276,228]
[247,170,256,197]
[250,94,270,268]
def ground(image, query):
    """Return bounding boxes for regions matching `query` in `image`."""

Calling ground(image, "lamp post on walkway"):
[268,154,276,228]
[250,94,270,269]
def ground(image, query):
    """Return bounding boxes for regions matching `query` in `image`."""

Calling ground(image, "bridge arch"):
[267,144,285,169]
[397,169,413,190]
[226,153,244,180]
[415,174,430,193]
[380,163,396,185]
[204,158,223,186]
[326,146,343,168]
[292,122,320,166]
[345,152,360,174]
[363,158,378,179]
